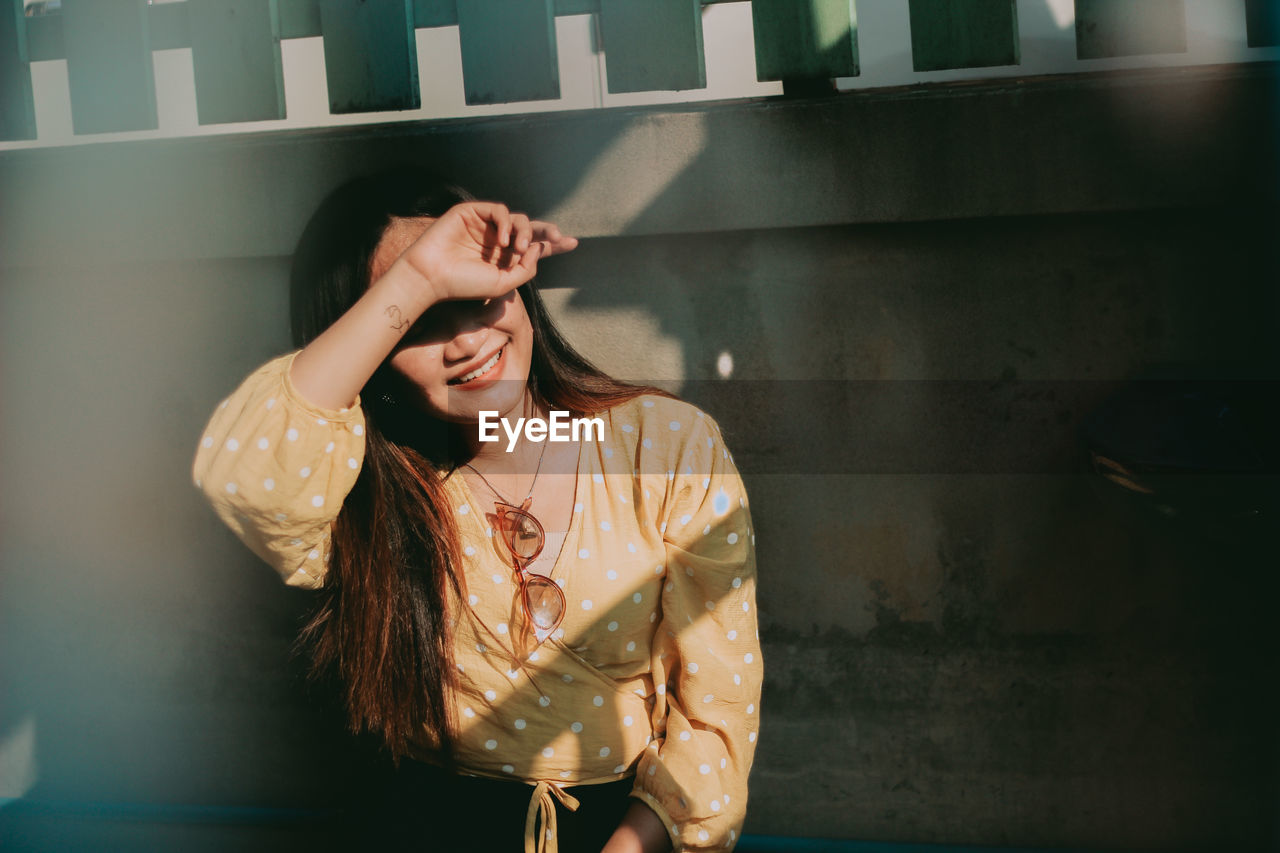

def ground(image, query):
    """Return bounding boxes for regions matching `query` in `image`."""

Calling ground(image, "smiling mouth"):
[448,346,505,386]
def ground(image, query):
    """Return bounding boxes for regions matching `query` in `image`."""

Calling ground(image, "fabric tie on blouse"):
[525,780,580,853]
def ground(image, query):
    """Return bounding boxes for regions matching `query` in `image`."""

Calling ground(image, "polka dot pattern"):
[194,363,758,852]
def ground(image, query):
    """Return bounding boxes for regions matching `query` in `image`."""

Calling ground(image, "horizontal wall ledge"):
[0,62,1277,267]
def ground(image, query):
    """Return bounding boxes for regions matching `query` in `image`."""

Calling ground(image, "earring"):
[380,392,398,406]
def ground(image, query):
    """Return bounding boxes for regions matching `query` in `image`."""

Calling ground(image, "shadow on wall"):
[537,95,1280,844]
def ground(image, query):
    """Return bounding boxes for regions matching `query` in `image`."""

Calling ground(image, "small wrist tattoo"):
[385,304,411,332]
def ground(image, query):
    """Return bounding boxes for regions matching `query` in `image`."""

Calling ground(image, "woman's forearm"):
[600,800,672,853]
[289,259,436,411]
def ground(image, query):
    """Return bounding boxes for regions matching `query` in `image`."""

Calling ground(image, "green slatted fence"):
[0,0,35,140]
[599,0,705,93]
[63,0,156,134]
[1,0,1273,142]
[456,0,559,104]
[1075,0,1187,59]
[908,0,1018,72]
[751,0,858,82]
[188,0,285,124]
[1245,0,1280,48]
[319,0,419,113]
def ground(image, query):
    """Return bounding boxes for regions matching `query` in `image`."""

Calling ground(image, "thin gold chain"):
[463,439,549,506]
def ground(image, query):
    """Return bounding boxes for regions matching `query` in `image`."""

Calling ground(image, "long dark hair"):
[289,168,668,763]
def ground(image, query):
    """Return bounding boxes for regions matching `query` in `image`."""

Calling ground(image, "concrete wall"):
[1,64,1278,849]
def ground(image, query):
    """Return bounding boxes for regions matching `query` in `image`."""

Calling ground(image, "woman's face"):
[371,217,535,424]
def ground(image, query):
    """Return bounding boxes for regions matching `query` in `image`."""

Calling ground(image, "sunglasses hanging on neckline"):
[493,500,566,644]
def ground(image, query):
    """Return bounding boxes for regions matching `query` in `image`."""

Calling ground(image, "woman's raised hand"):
[399,202,579,306]
[289,201,576,412]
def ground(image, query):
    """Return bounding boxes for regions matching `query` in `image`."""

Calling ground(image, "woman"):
[193,171,761,852]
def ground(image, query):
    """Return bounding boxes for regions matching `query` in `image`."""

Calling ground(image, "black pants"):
[341,759,635,852]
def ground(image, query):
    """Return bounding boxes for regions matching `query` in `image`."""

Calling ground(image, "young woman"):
[193,172,761,852]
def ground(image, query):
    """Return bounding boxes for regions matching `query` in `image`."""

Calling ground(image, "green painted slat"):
[278,0,320,38]
[1245,0,1280,47]
[1075,0,1187,59]
[62,0,157,134]
[556,0,598,12]
[908,0,1018,71]
[24,13,60,62]
[751,0,858,81]
[413,0,456,26]
[318,0,419,113]
[150,1,190,50]
[456,0,559,104]
[188,0,285,125]
[0,0,35,141]
[599,0,704,93]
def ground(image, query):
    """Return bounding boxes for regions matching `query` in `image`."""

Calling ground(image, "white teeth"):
[454,347,502,384]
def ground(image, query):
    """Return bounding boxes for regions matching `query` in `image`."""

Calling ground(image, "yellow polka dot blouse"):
[193,354,762,852]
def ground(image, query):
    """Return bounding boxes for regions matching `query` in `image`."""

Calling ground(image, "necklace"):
[463,440,565,645]
[463,439,549,507]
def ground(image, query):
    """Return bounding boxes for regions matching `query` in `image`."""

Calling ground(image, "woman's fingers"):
[511,214,533,255]
[462,201,512,248]
[546,234,579,256]
[484,241,542,294]
[495,214,532,271]
[532,220,561,242]
[412,204,573,300]
[512,240,543,278]
[530,220,579,257]
[493,203,512,248]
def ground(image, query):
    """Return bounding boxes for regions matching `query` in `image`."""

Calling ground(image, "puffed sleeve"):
[192,352,366,589]
[632,409,762,852]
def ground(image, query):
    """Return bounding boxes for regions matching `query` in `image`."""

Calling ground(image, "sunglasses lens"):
[500,509,544,561]
[523,574,565,633]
